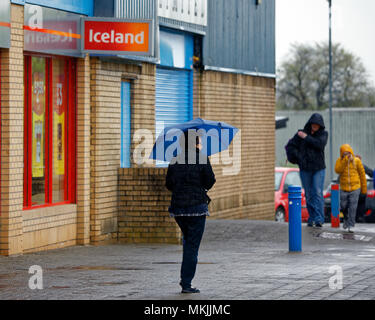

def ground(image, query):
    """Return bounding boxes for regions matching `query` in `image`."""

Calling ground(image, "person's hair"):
[181,130,200,150]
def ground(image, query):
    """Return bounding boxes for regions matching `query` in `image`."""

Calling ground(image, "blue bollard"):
[288,185,302,252]
[331,184,340,228]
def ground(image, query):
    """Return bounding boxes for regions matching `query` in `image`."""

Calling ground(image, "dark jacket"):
[288,113,328,172]
[363,164,373,178]
[166,148,216,211]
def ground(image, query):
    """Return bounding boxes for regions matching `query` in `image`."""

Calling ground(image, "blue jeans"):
[174,215,206,289]
[300,169,325,224]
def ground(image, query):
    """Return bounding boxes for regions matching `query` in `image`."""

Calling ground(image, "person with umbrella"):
[151,118,239,293]
[165,130,216,293]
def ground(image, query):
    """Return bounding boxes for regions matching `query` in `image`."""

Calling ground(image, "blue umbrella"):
[150,118,240,162]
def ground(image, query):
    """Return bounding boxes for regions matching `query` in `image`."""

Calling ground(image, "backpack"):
[284,138,299,165]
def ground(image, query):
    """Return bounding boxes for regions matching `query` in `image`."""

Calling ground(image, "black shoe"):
[181,287,200,294]
[179,281,200,293]
[315,223,323,228]
[307,222,314,227]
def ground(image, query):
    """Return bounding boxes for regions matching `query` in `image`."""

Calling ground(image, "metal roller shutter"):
[155,67,193,138]
[155,67,193,165]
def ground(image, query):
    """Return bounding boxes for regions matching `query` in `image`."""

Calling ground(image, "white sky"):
[276,0,375,86]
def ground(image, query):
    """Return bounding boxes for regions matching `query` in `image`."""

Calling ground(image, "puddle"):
[0,284,13,289]
[0,273,18,279]
[315,232,373,242]
[97,281,129,286]
[152,262,215,265]
[48,266,151,271]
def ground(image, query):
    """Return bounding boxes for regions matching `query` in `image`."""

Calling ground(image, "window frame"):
[23,53,76,210]
[283,171,302,194]
[121,80,131,168]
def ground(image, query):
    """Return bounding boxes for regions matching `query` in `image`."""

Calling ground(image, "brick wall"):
[102,67,275,245]
[76,54,91,245]
[194,70,275,221]
[118,168,180,244]
[90,58,156,245]
[22,205,77,253]
[0,4,25,255]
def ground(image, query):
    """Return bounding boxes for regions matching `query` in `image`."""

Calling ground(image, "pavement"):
[1,219,375,300]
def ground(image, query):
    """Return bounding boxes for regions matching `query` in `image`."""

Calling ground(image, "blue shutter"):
[155,67,193,135]
[155,67,193,166]
[121,81,131,168]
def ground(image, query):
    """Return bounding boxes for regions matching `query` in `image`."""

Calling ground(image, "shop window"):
[121,81,131,168]
[24,55,76,209]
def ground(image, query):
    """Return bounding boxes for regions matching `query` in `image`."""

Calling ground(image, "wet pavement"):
[1,220,375,300]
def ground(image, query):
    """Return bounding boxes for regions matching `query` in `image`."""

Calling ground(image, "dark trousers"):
[343,193,367,223]
[356,193,367,222]
[174,215,206,289]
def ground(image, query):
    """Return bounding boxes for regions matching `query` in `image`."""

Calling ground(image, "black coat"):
[363,164,373,178]
[288,113,328,172]
[166,149,216,209]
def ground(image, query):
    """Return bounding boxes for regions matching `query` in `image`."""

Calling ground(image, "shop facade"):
[0,1,91,255]
[1,0,276,255]
[0,0,11,224]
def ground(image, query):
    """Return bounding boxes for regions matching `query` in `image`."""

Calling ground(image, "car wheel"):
[365,210,375,223]
[324,207,331,223]
[275,207,285,222]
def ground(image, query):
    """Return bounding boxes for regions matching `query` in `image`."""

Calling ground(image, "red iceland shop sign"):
[82,18,153,56]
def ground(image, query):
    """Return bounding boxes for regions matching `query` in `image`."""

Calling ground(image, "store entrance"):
[24,55,76,209]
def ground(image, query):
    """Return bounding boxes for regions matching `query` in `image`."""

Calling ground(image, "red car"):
[275,167,309,222]
[323,175,375,222]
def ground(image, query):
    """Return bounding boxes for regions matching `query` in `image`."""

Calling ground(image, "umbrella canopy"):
[150,118,240,162]
[275,116,289,130]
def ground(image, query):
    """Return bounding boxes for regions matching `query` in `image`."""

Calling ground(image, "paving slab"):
[1,220,375,300]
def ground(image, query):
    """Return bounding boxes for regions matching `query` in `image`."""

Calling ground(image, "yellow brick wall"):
[76,54,91,245]
[116,69,275,245]
[0,4,25,256]
[194,70,275,221]
[118,168,180,244]
[22,205,77,253]
[89,58,156,245]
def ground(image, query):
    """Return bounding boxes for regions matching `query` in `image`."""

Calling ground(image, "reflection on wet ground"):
[315,231,373,242]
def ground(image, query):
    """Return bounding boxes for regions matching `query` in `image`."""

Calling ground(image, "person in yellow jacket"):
[335,144,367,233]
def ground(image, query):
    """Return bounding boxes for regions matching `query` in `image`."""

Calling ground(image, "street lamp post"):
[328,0,333,182]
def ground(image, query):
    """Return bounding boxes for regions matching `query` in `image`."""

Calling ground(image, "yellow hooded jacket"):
[334,144,367,193]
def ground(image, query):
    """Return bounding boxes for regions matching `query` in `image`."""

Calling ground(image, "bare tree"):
[277,42,375,110]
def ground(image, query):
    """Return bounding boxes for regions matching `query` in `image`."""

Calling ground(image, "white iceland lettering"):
[88,29,144,45]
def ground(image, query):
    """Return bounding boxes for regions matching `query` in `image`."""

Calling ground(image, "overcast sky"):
[276,0,375,86]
